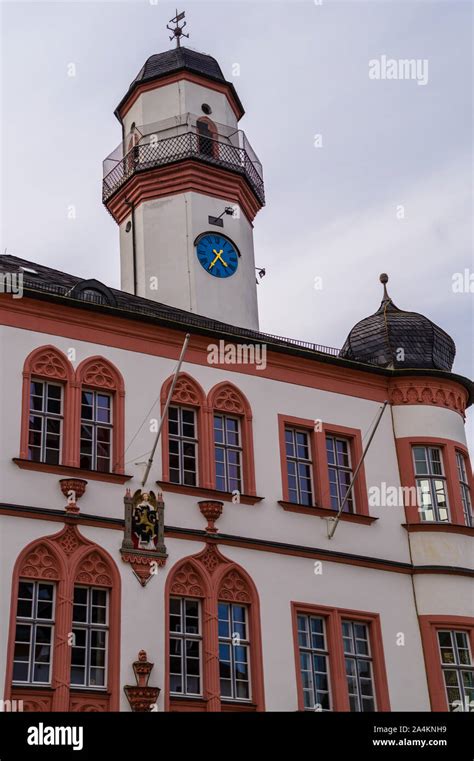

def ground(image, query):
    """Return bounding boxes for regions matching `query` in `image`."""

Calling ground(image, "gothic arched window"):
[208,382,256,497]
[165,545,265,712]
[20,345,75,467]
[5,526,121,712]
[75,356,125,474]
[160,373,209,489]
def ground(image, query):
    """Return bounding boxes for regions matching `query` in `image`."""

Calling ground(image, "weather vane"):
[167,9,189,47]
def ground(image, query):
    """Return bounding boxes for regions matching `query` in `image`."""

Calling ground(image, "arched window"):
[208,382,256,497]
[167,559,208,707]
[197,117,218,159]
[160,373,210,489]
[19,345,74,467]
[5,525,121,711]
[165,545,265,712]
[75,356,125,474]
[125,126,140,175]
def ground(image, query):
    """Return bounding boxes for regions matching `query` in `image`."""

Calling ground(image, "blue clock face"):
[195,234,239,278]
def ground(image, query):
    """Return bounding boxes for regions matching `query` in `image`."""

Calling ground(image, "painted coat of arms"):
[120,489,167,585]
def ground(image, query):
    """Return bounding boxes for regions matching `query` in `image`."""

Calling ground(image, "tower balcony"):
[102,113,265,206]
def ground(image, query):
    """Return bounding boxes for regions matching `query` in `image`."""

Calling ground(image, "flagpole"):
[327,401,388,539]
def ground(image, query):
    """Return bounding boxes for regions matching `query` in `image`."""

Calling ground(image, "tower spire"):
[167,9,189,48]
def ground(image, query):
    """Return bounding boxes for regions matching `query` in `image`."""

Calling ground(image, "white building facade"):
[0,42,472,714]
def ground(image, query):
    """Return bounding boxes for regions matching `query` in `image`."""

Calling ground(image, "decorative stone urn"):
[198,500,223,533]
[59,478,88,514]
[124,650,160,712]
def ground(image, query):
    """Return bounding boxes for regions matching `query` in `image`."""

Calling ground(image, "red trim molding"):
[157,481,263,506]
[3,504,473,577]
[278,415,370,518]
[13,458,131,484]
[418,615,474,711]
[1,297,399,404]
[291,602,391,712]
[388,378,468,419]
[403,523,474,538]
[117,71,245,122]
[104,160,262,225]
[165,542,265,712]
[279,501,377,525]
[4,523,121,711]
[395,436,473,526]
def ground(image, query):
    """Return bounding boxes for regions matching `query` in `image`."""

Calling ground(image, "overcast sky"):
[1,0,472,442]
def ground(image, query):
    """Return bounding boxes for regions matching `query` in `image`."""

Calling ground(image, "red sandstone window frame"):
[395,436,473,527]
[419,615,474,711]
[291,602,390,712]
[4,527,121,711]
[75,357,125,474]
[19,346,125,478]
[20,346,75,466]
[160,376,257,498]
[160,373,210,489]
[454,448,474,526]
[208,382,256,497]
[278,416,370,517]
[165,547,265,712]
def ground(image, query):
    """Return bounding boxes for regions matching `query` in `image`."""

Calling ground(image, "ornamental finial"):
[167,9,189,48]
[379,273,390,302]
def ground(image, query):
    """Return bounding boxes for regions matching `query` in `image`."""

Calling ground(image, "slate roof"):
[132,48,226,85]
[0,255,470,403]
[340,279,456,371]
[115,47,244,119]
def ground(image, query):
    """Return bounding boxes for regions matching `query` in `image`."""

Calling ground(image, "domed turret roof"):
[130,47,226,87]
[339,274,456,371]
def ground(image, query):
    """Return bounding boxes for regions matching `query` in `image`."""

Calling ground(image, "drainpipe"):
[125,198,138,296]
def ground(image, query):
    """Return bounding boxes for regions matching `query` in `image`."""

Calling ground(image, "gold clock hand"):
[209,249,227,269]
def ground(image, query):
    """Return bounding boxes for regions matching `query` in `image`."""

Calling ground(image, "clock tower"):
[102,13,265,331]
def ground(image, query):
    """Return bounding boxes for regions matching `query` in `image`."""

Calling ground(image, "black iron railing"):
[102,132,265,204]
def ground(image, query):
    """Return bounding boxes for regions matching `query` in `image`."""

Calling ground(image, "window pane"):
[413,447,428,474]
[13,662,29,682]
[33,664,50,682]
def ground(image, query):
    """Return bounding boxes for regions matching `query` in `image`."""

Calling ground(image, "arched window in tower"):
[75,356,125,474]
[19,345,74,467]
[208,382,256,497]
[125,125,140,175]
[197,117,218,159]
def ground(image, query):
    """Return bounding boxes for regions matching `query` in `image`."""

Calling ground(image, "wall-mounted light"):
[208,206,237,228]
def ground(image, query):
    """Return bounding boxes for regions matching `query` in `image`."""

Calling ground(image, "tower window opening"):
[197,118,217,159]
